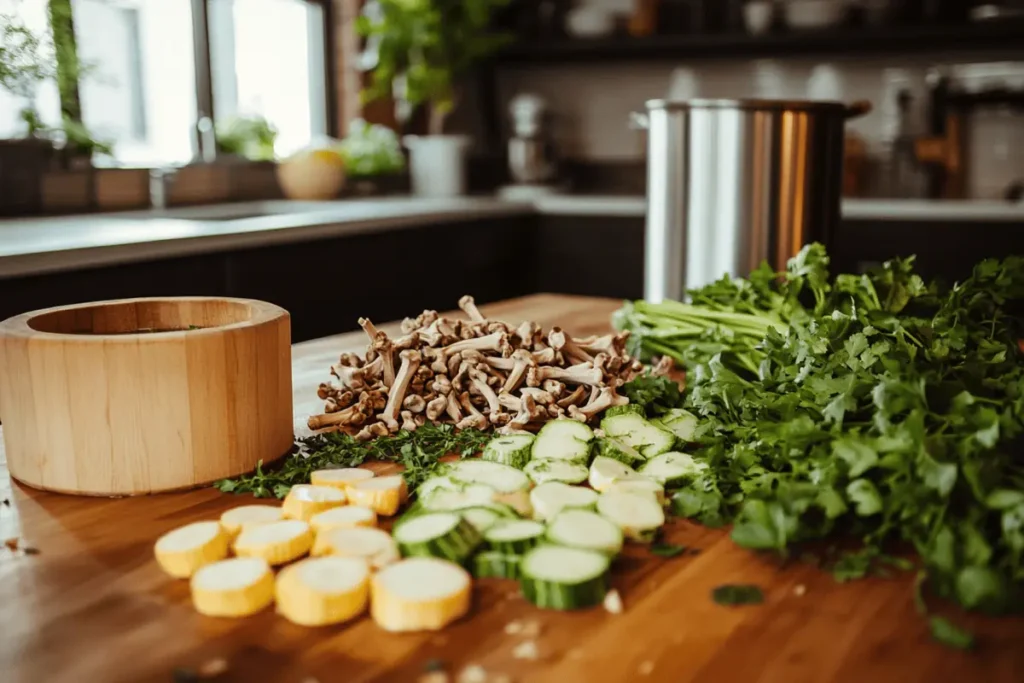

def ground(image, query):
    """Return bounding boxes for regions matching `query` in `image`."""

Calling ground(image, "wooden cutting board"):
[1,293,1023,683]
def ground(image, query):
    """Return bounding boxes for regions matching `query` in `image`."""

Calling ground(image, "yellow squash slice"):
[346,475,407,516]
[154,521,230,579]
[309,505,378,535]
[310,468,375,491]
[311,526,398,568]
[281,485,347,522]
[233,520,313,566]
[276,556,370,626]
[191,557,275,617]
[219,505,284,539]
[371,558,471,632]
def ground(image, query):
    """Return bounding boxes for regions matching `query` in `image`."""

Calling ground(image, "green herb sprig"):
[618,244,1024,632]
[216,423,491,498]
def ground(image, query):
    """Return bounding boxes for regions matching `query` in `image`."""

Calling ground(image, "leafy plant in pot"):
[357,0,513,197]
[0,14,57,168]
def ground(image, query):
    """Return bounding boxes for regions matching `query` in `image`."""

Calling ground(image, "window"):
[209,0,328,157]
[0,0,331,165]
[73,0,197,165]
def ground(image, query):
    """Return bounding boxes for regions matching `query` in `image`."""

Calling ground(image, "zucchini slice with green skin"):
[473,551,521,580]
[484,519,546,554]
[439,459,532,493]
[546,509,624,556]
[597,490,665,543]
[588,456,642,492]
[460,507,504,533]
[524,458,589,485]
[392,512,482,563]
[520,545,610,610]
[529,482,599,521]
[482,434,536,469]
[419,484,499,513]
[605,478,666,506]
[531,419,594,463]
[652,409,699,444]
[604,404,645,418]
[599,413,675,458]
[639,452,708,488]
[593,437,646,467]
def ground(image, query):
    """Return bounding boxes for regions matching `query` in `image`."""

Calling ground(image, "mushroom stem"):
[568,386,629,422]
[373,333,396,387]
[502,349,535,394]
[537,363,604,387]
[458,295,486,322]
[380,350,421,432]
[358,317,380,344]
[557,385,587,408]
[469,366,502,420]
[308,395,371,430]
[549,327,595,363]
[445,392,463,422]
[441,331,509,357]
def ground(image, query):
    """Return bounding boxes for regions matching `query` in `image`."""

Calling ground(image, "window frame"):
[190,0,337,157]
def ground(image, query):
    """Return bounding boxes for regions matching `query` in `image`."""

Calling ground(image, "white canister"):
[403,135,471,197]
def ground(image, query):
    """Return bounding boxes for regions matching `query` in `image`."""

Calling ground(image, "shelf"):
[495,20,1024,64]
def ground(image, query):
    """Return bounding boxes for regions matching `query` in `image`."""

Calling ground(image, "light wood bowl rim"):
[0,296,289,342]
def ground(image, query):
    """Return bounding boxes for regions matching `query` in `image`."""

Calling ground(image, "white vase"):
[403,134,471,197]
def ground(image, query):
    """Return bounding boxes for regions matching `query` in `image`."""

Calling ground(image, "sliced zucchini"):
[600,413,676,458]
[529,482,599,521]
[520,545,610,610]
[547,509,624,556]
[392,512,481,563]
[484,519,546,554]
[639,451,708,488]
[416,476,461,499]
[531,419,594,463]
[588,456,641,492]
[524,458,589,485]
[460,507,504,533]
[594,437,646,467]
[482,434,536,469]
[605,478,666,506]
[597,490,665,543]
[440,459,532,494]
[652,408,699,443]
[473,551,521,580]
[419,484,499,513]
[605,404,645,418]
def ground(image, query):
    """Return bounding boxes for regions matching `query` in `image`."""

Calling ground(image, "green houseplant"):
[215,115,278,161]
[356,0,513,196]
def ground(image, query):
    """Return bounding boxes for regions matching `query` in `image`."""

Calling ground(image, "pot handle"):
[844,100,873,119]
[628,112,649,130]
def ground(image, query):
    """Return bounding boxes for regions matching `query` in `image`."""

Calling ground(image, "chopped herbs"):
[649,543,687,558]
[929,617,975,650]
[617,245,1024,634]
[712,584,764,606]
[216,423,492,497]
[620,374,683,417]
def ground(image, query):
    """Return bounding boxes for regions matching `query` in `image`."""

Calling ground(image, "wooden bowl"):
[0,297,294,496]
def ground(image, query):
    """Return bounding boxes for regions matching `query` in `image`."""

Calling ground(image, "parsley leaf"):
[650,543,687,558]
[712,584,764,606]
[929,617,974,650]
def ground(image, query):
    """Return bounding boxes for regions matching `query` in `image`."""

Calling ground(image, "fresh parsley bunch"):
[621,244,1024,641]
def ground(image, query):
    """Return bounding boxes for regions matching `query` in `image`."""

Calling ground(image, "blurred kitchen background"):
[1,0,1023,339]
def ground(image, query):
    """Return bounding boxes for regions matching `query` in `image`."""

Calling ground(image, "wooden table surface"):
[2,294,1023,683]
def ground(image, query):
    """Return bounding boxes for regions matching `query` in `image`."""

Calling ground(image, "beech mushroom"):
[537,363,604,387]
[557,385,587,408]
[338,352,363,368]
[468,366,502,421]
[542,379,566,399]
[549,327,595,363]
[431,374,452,396]
[445,391,463,422]
[401,410,418,432]
[403,394,427,414]
[459,295,486,322]
[372,332,396,387]
[568,386,629,422]
[380,350,421,432]
[355,421,389,441]
[502,349,536,393]
[442,331,510,357]
[651,355,675,376]
[308,394,372,430]
[426,396,448,421]
[520,387,556,405]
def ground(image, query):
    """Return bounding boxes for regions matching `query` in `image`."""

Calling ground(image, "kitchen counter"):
[1,195,1022,280]
[2,294,1023,683]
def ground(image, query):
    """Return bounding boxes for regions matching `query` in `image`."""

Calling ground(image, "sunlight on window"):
[210,0,327,157]
[73,0,197,166]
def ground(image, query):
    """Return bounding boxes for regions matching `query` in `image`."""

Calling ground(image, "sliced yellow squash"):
[191,557,275,617]
[154,521,230,579]
[281,484,347,522]
[371,558,471,632]
[276,556,370,626]
[233,520,313,566]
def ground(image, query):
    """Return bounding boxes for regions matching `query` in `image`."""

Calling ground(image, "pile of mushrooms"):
[307,296,670,439]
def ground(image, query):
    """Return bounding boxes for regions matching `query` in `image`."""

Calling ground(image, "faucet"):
[147,116,218,209]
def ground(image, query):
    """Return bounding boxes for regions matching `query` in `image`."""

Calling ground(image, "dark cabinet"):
[533,216,645,300]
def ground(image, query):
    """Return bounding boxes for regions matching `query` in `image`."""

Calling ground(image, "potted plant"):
[215,115,278,162]
[0,14,57,168]
[336,118,406,195]
[357,0,513,197]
